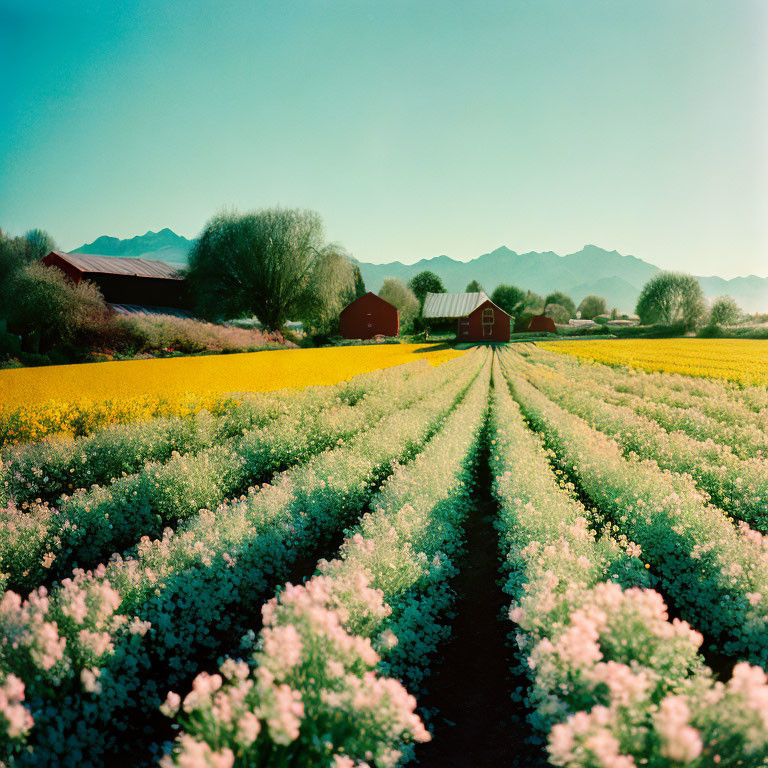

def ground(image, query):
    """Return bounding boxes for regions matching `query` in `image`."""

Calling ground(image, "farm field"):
[0,343,463,446]
[2,342,768,767]
[539,338,768,386]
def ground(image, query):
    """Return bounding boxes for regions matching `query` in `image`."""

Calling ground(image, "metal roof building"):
[422,291,511,342]
[42,251,189,310]
[422,291,490,318]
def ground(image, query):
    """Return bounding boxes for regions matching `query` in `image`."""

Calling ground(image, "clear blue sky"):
[1,0,766,277]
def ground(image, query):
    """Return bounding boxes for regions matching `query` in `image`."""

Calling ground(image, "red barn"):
[339,292,399,340]
[42,251,188,310]
[527,314,558,334]
[422,292,511,342]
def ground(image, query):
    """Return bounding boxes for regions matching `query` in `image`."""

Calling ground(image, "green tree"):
[24,228,57,260]
[490,284,526,316]
[544,291,576,318]
[295,245,356,335]
[379,278,419,333]
[408,271,445,308]
[465,279,484,293]
[6,263,106,352]
[635,272,706,329]
[523,290,545,314]
[352,265,366,299]
[577,294,608,320]
[187,208,336,330]
[544,303,570,325]
[708,295,740,327]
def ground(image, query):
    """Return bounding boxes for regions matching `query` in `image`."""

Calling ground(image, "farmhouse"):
[422,291,511,342]
[42,251,189,313]
[339,292,399,339]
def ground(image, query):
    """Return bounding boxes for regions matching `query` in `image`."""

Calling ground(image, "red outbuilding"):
[422,292,511,342]
[339,292,399,340]
[42,251,189,310]
[527,314,558,334]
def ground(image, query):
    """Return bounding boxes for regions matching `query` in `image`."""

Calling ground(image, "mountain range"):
[73,228,193,264]
[71,231,768,314]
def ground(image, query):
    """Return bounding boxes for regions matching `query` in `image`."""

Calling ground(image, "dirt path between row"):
[415,448,545,767]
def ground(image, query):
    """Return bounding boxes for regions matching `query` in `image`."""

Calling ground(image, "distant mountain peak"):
[72,228,194,264]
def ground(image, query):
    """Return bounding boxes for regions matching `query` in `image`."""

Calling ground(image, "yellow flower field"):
[0,344,464,446]
[538,338,768,386]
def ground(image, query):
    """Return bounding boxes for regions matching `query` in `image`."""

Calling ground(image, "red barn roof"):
[45,251,183,280]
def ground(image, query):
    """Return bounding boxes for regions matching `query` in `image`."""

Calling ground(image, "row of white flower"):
[498,352,768,669]
[509,348,768,533]
[0,391,287,507]
[0,350,484,767]
[159,352,492,768]
[491,355,768,767]
[0,360,440,508]
[0,359,458,594]
[524,345,768,460]
[539,343,768,419]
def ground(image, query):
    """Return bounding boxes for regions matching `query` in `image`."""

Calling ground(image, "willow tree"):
[635,271,705,329]
[187,208,329,330]
[295,245,357,334]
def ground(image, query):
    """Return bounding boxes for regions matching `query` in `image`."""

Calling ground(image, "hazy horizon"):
[2,0,766,277]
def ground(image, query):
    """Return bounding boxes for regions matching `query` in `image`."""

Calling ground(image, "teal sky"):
[1,0,766,277]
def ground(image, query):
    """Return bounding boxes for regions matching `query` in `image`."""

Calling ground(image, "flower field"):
[0,344,463,447]
[2,342,768,767]
[539,338,768,386]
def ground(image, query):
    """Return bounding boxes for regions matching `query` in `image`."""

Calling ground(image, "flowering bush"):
[160,353,491,766]
[0,359,459,593]
[511,348,768,530]
[491,355,768,766]
[0,390,291,506]
[1,350,484,766]
[524,344,768,459]
[499,352,768,667]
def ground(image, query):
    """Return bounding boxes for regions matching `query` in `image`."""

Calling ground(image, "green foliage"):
[23,229,56,260]
[635,271,706,329]
[351,264,366,299]
[543,291,575,317]
[465,279,483,293]
[544,302,570,324]
[5,263,107,353]
[187,208,333,330]
[490,284,525,316]
[577,294,607,320]
[408,270,445,308]
[294,245,356,335]
[523,290,545,314]
[379,278,419,332]
[708,295,740,327]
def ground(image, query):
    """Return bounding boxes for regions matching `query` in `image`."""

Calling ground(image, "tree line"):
[0,207,748,360]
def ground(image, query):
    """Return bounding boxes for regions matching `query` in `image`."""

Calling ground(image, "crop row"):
[540,342,768,418]
[0,359,460,593]
[0,349,486,767]
[491,355,768,766]
[498,351,768,668]
[0,360,444,507]
[524,345,768,458]
[510,348,768,532]
[158,352,491,767]
[1,384,333,507]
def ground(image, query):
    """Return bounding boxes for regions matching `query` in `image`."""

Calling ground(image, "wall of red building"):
[456,299,511,342]
[339,292,399,339]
